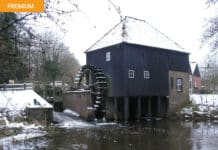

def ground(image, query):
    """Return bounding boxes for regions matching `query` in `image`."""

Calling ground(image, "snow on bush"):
[190,94,218,113]
[181,94,218,118]
[190,94,218,106]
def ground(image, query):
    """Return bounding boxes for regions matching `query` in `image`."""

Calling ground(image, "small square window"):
[129,70,134,78]
[106,52,111,62]
[144,71,150,79]
[176,78,183,92]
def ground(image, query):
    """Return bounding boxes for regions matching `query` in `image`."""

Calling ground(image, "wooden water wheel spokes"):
[74,64,108,119]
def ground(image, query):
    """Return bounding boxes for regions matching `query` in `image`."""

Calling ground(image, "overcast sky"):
[60,0,212,65]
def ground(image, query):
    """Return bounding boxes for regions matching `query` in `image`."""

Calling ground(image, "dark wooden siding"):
[123,43,169,96]
[86,43,125,97]
[168,51,190,72]
[86,42,189,97]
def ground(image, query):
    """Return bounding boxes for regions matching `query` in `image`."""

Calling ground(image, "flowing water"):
[2,113,218,150]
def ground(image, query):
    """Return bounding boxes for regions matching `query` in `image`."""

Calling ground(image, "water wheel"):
[74,64,108,119]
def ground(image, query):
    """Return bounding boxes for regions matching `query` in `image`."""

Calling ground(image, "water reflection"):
[4,120,218,150]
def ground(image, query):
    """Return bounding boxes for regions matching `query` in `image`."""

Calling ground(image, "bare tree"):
[201,54,218,93]
[27,32,80,84]
[0,0,79,35]
[0,13,29,83]
[0,1,79,83]
[202,0,218,52]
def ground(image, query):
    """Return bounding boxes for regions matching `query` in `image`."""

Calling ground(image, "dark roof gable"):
[193,64,201,77]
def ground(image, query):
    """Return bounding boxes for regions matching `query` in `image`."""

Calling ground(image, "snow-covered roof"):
[86,16,186,53]
[0,90,52,111]
[190,62,197,74]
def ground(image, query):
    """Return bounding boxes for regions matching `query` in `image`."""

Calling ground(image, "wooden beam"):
[157,96,162,117]
[147,96,151,117]
[124,96,129,122]
[114,97,118,121]
[137,96,141,121]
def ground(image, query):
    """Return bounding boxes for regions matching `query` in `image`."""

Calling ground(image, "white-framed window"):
[194,82,197,88]
[128,70,134,78]
[106,51,111,62]
[176,78,183,92]
[144,71,150,79]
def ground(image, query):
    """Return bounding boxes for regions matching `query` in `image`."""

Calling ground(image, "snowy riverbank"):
[0,89,52,148]
[179,94,218,120]
[1,92,218,148]
[0,116,47,149]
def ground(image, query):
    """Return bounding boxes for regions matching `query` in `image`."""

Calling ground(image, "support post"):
[162,98,165,117]
[24,82,26,90]
[88,70,92,85]
[114,97,118,121]
[3,83,6,91]
[165,97,169,117]
[157,96,161,117]
[147,96,151,117]
[137,96,141,121]
[124,96,129,122]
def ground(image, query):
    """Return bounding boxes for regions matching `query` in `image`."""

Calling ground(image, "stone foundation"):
[26,107,53,124]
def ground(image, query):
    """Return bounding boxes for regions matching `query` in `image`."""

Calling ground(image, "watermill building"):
[72,16,190,121]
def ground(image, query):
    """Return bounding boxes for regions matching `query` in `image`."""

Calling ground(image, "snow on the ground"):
[190,94,218,106]
[3,120,43,130]
[181,94,218,117]
[190,94,218,112]
[0,90,52,110]
[0,116,43,130]
[0,117,46,147]
[0,89,50,146]
[0,89,52,118]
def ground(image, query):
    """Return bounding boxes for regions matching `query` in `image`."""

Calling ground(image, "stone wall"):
[62,90,95,120]
[168,70,189,114]
[27,107,53,124]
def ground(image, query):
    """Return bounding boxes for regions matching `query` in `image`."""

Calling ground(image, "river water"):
[4,114,218,150]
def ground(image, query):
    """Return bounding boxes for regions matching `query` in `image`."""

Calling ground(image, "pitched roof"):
[190,62,201,77]
[190,62,197,74]
[86,16,187,53]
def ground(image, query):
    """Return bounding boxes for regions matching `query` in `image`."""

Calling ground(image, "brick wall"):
[192,76,201,93]
[168,70,189,114]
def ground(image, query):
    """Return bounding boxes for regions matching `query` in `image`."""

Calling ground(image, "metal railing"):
[0,83,33,91]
